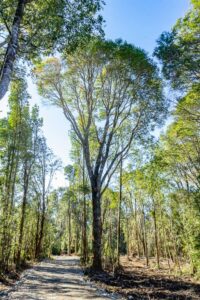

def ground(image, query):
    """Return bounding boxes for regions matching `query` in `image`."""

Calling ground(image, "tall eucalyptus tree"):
[35,39,166,270]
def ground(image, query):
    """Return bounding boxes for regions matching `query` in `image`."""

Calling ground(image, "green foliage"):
[0,0,104,60]
[34,38,166,180]
[154,1,200,89]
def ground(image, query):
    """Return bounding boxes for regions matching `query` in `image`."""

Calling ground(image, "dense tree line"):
[0,0,199,280]
[0,79,60,272]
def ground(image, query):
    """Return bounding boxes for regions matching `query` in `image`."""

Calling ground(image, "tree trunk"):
[152,197,160,268]
[91,184,102,271]
[117,157,123,266]
[82,159,88,263]
[126,217,130,258]
[134,198,141,258]
[0,0,26,100]
[68,196,71,255]
[36,211,45,258]
[109,210,113,264]
[35,195,45,259]
[82,192,87,261]
[35,202,40,259]
[16,165,29,266]
[142,205,149,266]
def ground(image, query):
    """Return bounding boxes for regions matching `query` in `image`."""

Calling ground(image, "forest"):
[0,0,200,299]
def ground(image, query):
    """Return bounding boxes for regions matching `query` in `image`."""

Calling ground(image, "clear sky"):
[0,0,190,188]
[103,0,190,53]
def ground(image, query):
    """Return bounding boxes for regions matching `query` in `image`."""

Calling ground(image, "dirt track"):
[1,256,120,300]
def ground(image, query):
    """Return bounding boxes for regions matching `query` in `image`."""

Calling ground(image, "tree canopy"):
[154,0,200,90]
[0,0,104,100]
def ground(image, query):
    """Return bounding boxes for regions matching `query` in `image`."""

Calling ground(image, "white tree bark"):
[0,0,26,100]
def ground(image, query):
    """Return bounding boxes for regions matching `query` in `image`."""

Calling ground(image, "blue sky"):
[103,0,190,54]
[0,0,190,187]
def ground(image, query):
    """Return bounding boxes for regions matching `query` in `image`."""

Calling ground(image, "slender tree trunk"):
[109,210,113,263]
[82,156,87,262]
[142,205,149,266]
[117,157,123,266]
[91,182,102,271]
[152,197,160,268]
[38,219,44,257]
[35,194,46,259]
[36,211,45,258]
[0,0,26,100]
[16,164,29,266]
[16,189,27,266]
[75,228,79,254]
[68,196,71,255]
[164,232,172,273]
[82,194,87,262]
[126,217,130,258]
[35,202,40,259]
[134,197,141,258]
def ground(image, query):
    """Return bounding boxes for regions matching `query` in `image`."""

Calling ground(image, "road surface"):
[2,256,120,300]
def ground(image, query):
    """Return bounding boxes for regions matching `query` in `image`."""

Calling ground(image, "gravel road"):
[2,256,120,300]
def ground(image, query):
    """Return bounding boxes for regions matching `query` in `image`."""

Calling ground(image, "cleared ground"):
[88,256,200,299]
